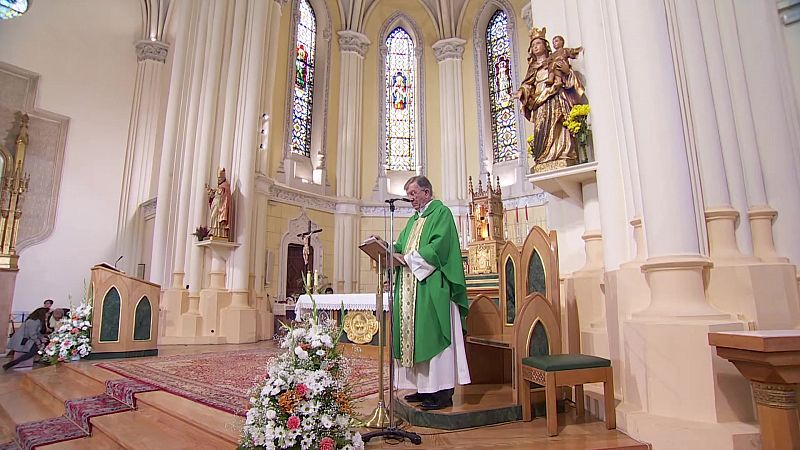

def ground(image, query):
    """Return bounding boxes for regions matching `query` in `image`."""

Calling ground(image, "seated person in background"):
[324,287,334,294]
[4,307,49,370]
[47,308,65,334]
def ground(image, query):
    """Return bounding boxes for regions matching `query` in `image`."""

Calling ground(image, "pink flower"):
[319,437,335,450]
[295,383,309,397]
[71,328,79,334]
[287,415,301,430]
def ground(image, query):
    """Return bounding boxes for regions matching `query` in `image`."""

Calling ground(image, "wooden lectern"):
[88,264,160,359]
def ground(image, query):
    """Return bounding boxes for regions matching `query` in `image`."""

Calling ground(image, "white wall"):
[0,0,140,311]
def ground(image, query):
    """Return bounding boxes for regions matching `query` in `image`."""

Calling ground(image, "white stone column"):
[257,2,285,176]
[170,1,211,291]
[223,0,268,343]
[612,4,752,440]
[602,0,648,266]
[333,30,369,293]
[715,0,786,263]
[217,0,248,174]
[151,0,191,287]
[671,0,749,263]
[732,0,800,264]
[187,0,226,296]
[616,0,723,319]
[578,182,602,272]
[157,1,207,339]
[334,203,361,293]
[116,0,172,278]
[694,0,753,257]
[432,38,468,203]
[576,2,631,271]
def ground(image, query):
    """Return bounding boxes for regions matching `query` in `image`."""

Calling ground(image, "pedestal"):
[221,291,257,344]
[161,286,188,337]
[709,330,800,450]
[707,262,800,329]
[0,269,18,350]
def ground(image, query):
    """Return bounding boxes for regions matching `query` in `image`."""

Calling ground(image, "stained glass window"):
[0,0,28,20]
[290,0,317,158]
[385,27,416,172]
[486,10,519,163]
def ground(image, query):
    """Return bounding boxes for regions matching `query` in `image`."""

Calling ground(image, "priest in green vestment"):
[390,175,471,411]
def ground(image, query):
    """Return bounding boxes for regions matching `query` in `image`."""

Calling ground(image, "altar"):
[296,293,389,345]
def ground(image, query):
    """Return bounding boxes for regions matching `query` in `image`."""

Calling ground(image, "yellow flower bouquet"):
[563,104,593,162]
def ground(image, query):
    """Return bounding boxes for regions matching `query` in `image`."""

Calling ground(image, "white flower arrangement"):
[240,284,364,450]
[40,297,92,364]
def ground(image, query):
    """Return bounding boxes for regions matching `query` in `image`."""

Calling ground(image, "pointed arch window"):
[384,27,417,172]
[486,10,519,163]
[290,0,317,158]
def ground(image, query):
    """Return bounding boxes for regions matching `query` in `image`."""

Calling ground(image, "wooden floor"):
[0,342,648,449]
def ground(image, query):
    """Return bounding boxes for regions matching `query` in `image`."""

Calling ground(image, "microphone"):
[114,255,123,268]
[385,197,411,204]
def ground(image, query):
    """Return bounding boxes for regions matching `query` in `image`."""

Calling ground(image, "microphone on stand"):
[114,255,124,269]
[384,197,411,204]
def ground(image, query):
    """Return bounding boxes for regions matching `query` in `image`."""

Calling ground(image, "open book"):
[359,236,406,267]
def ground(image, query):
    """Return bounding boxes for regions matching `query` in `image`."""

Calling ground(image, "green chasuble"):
[392,199,469,365]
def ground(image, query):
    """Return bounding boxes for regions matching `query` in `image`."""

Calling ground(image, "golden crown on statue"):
[529,26,547,40]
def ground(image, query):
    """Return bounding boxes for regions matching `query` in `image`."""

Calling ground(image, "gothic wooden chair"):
[510,227,615,436]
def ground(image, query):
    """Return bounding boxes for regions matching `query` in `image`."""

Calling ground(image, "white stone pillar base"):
[199,289,230,336]
[636,256,729,319]
[705,208,755,263]
[160,287,188,337]
[179,311,203,337]
[220,291,257,343]
[621,218,646,268]
[578,231,604,273]
[615,319,757,450]
[620,318,752,420]
[603,267,651,399]
[707,262,800,329]
[170,272,186,290]
[618,408,759,450]
[209,272,225,290]
[749,207,789,263]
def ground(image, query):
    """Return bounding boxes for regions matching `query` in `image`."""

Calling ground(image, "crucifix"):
[297,220,322,274]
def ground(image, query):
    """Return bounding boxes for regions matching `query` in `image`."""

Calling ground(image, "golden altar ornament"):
[343,311,379,345]
[0,114,31,270]
[466,174,505,275]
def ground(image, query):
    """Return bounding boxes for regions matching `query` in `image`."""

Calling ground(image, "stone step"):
[20,365,105,414]
[40,431,123,449]
[74,361,242,445]
[90,407,233,450]
[135,391,242,446]
[0,385,60,426]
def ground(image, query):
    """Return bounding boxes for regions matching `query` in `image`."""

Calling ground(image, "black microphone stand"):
[362,198,422,446]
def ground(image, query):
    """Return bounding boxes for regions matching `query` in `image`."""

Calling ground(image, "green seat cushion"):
[522,354,611,371]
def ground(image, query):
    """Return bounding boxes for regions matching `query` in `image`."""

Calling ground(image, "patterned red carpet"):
[96,348,386,416]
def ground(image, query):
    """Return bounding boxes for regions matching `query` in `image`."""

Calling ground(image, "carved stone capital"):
[338,30,371,57]
[432,38,466,62]
[752,382,798,409]
[135,40,169,63]
[522,4,533,29]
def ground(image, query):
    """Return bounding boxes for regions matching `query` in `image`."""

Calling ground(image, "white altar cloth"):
[296,293,389,314]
